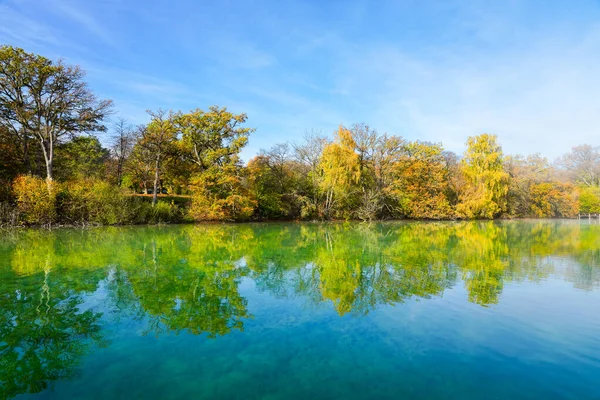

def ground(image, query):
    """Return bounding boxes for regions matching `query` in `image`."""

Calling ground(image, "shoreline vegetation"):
[2,45,600,227]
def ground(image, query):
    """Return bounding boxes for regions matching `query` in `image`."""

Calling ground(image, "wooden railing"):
[578,213,600,220]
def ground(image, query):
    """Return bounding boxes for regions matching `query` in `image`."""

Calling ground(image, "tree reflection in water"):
[0,221,599,398]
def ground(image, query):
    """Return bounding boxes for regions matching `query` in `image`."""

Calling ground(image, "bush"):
[189,191,254,221]
[56,179,130,225]
[12,175,56,225]
[9,176,189,226]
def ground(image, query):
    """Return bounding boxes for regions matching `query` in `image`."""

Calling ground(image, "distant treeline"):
[1,45,600,225]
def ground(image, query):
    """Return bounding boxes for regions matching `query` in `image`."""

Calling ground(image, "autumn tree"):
[456,134,509,219]
[391,141,453,219]
[505,154,554,217]
[529,182,578,218]
[318,126,361,219]
[0,46,112,188]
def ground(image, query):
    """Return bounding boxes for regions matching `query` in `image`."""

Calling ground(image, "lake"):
[0,220,599,399]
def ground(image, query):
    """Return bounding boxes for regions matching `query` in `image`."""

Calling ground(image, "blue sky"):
[1,0,599,160]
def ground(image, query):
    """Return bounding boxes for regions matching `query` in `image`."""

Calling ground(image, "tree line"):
[1,45,600,225]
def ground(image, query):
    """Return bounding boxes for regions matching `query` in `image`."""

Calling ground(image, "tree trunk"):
[116,158,123,186]
[39,137,54,192]
[152,154,160,206]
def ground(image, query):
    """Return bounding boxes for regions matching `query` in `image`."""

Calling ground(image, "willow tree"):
[0,46,112,188]
[457,134,509,219]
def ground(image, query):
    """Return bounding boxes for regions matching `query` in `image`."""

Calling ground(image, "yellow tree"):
[457,134,509,219]
[318,126,361,218]
[390,141,453,219]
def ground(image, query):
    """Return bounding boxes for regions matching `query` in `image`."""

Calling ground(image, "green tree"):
[247,143,304,219]
[578,186,600,214]
[177,106,255,221]
[0,46,112,187]
[176,106,252,170]
[54,136,109,180]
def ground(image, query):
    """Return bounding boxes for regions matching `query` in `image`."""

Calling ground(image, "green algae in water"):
[0,220,599,399]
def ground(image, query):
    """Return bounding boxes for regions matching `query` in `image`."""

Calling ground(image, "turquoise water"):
[0,220,599,399]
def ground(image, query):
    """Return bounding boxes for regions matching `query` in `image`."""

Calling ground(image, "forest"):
[1,45,600,226]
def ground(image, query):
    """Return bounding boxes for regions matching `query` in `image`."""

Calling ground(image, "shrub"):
[57,179,129,225]
[189,191,254,221]
[12,175,56,225]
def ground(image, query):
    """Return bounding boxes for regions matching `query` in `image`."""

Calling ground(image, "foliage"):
[1,46,599,224]
[0,45,112,184]
[457,134,509,219]
[54,136,109,180]
[529,182,578,218]
[390,141,453,219]
[189,166,255,221]
[318,126,361,218]
[56,179,129,225]
[578,186,600,214]
[176,106,253,170]
[12,175,56,225]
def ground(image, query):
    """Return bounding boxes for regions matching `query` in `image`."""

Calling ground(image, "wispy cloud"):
[50,0,121,51]
[1,0,599,159]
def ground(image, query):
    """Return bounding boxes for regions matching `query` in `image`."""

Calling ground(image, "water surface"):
[0,220,599,399]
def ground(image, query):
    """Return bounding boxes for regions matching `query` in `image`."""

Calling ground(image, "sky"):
[1,0,599,160]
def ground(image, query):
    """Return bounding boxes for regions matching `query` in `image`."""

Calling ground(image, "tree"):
[124,134,154,194]
[138,110,177,205]
[529,182,578,218]
[54,136,109,180]
[505,154,554,217]
[456,134,509,219]
[248,143,303,219]
[0,46,112,188]
[558,144,600,187]
[176,106,253,170]
[391,141,453,219]
[318,126,361,219]
[578,186,600,214]
[177,107,255,221]
[348,124,405,220]
[293,131,330,218]
[110,117,135,186]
